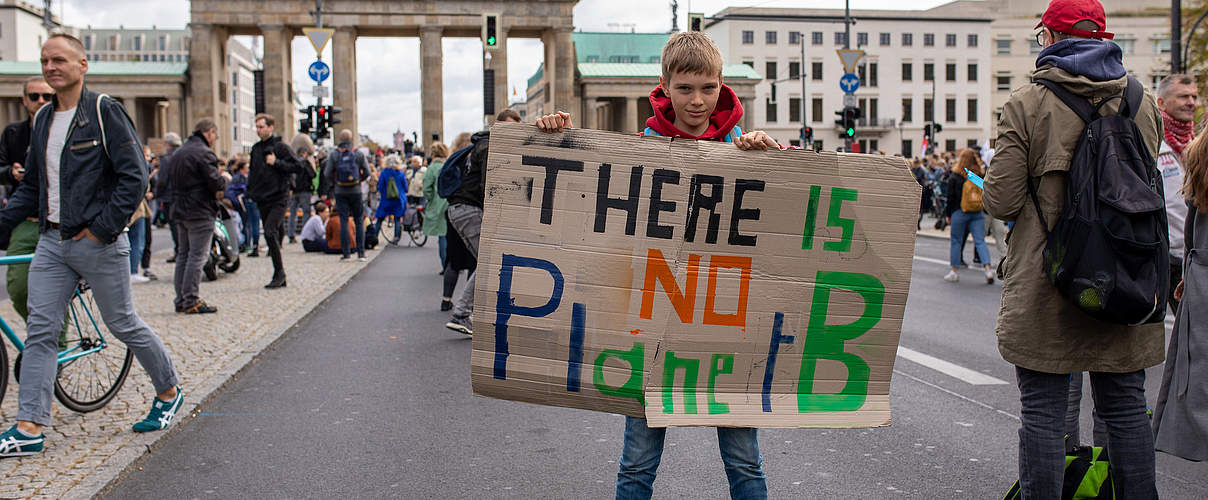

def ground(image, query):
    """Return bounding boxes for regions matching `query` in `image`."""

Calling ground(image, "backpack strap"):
[96,93,110,158]
[1121,76,1143,119]
[1035,79,1095,123]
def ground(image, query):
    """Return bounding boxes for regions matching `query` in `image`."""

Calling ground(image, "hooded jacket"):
[169,132,227,222]
[983,39,1164,373]
[0,86,148,243]
[643,83,743,141]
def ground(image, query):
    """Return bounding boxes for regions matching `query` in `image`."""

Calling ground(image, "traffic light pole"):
[800,31,809,148]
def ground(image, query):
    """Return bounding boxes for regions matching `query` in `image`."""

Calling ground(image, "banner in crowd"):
[470,122,921,428]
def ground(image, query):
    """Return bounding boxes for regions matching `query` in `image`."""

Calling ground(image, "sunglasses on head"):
[27,93,53,102]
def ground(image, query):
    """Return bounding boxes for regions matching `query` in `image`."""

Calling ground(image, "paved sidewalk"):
[0,229,384,499]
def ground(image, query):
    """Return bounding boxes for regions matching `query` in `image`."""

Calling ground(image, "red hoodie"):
[644,83,744,141]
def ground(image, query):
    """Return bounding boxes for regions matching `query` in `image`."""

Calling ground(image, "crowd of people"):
[1,3,1206,500]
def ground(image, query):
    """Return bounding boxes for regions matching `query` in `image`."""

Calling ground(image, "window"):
[924,63,934,81]
[766,61,777,80]
[789,97,801,122]
[789,31,800,44]
[586,55,599,62]
[835,32,847,46]
[945,98,956,122]
[967,63,978,82]
[812,62,823,81]
[812,97,823,122]
[901,62,912,81]
[766,98,777,123]
[945,139,956,152]
[967,98,978,122]
[879,33,891,46]
[902,139,914,157]
[857,32,868,46]
[924,33,935,46]
[924,98,934,122]
[133,36,142,51]
[946,63,956,82]
[868,98,879,120]
[996,39,1011,55]
[902,33,913,46]
[858,63,866,83]
[945,34,956,47]
[232,71,238,86]
[812,32,823,45]
[967,34,978,47]
[1030,38,1042,55]
[813,140,823,151]
[742,31,754,44]
[869,63,878,87]
[901,98,913,123]
[1113,38,1135,55]
[766,31,777,44]
[996,74,1011,91]
[789,61,800,79]
[159,35,168,51]
[84,35,92,50]
[743,59,754,69]
[1154,38,1171,54]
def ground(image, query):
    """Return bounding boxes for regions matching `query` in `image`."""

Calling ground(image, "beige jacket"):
[984,66,1165,373]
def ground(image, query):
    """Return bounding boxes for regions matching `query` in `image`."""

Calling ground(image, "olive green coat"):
[983,66,1165,374]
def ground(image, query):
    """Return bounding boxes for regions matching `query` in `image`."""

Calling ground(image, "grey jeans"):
[174,218,213,309]
[446,203,482,319]
[19,230,179,425]
[288,191,313,238]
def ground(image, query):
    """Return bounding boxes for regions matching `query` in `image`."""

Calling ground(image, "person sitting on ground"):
[325,205,358,255]
[301,202,336,253]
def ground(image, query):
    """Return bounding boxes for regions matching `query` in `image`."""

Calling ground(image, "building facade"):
[0,0,58,62]
[706,4,994,155]
[228,38,257,153]
[79,27,190,63]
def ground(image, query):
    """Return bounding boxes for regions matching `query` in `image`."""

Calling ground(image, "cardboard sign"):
[470,123,920,428]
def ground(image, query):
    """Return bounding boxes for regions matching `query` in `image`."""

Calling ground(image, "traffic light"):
[843,106,858,138]
[327,106,342,127]
[923,123,932,140]
[298,105,314,135]
[801,125,813,145]
[689,12,704,32]
[484,15,498,48]
[933,122,942,134]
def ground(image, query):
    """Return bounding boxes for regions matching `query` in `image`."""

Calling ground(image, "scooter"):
[203,212,241,281]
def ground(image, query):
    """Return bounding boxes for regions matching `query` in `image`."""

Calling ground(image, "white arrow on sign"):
[836,49,865,74]
[302,27,335,54]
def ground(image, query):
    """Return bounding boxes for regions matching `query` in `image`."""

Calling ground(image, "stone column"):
[740,97,754,131]
[156,100,169,138]
[167,98,183,137]
[553,27,575,114]
[420,26,443,145]
[582,100,597,130]
[624,97,639,133]
[485,25,508,118]
[332,26,358,141]
[261,24,294,142]
[542,30,555,106]
[188,23,230,153]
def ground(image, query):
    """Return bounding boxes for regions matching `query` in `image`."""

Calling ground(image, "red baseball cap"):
[1035,0,1114,40]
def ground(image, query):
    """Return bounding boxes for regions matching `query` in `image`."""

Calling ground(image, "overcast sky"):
[60,0,952,143]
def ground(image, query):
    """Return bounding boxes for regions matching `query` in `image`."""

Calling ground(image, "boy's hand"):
[536,112,573,133]
[734,131,779,151]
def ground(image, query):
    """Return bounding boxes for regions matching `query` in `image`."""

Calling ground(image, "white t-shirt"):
[45,107,76,224]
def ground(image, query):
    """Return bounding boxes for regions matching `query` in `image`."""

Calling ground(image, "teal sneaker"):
[132,388,184,433]
[0,425,44,458]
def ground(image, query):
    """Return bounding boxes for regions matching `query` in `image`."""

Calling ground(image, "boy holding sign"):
[536,31,778,500]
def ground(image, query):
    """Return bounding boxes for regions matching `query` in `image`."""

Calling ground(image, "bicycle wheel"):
[409,229,428,247]
[55,282,133,413]
[0,339,8,408]
[384,216,402,246]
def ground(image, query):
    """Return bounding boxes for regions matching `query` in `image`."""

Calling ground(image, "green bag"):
[386,176,401,201]
[1003,446,1113,499]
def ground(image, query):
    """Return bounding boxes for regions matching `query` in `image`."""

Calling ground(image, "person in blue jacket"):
[375,154,407,243]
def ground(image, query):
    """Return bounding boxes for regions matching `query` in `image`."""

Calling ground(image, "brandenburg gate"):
[189,0,578,153]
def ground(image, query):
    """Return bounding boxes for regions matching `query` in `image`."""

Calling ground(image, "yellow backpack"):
[960,175,983,213]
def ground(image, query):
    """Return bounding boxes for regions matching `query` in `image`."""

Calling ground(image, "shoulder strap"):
[1035,79,1094,123]
[1121,76,1143,119]
[96,93,109,156]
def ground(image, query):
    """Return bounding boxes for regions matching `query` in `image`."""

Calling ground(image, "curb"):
[62,248,388,500]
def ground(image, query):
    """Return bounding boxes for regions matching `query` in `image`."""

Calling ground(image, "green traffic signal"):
[846,128,854,137]
[487,36,496,46]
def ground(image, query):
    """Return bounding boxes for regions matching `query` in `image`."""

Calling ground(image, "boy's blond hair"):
[661,31,723,83]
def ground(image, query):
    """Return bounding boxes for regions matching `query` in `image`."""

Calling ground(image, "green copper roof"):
[0,61,187,76]
[573,32,669,64]
[578,63,762,80]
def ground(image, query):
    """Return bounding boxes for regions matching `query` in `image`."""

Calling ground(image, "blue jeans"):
[127,218,146,274]
[243,199,261,250]
[1015,367,1156,499]
[438,235,447,269]
[19,230,179,425]
[949,210,991,268]
[616,416,766,500]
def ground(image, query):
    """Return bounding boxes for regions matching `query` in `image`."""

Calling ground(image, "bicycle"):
[0,254,133,413]
[380,205,427,247]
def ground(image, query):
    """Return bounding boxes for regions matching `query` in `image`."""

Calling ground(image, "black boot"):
[265,274,287,289]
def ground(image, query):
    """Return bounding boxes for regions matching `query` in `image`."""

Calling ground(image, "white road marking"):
[894,369,1021,421]
[897,346,1010,385]
[913,255,950,267]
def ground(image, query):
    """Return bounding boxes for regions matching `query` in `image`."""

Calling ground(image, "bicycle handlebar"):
[0,254,34,265]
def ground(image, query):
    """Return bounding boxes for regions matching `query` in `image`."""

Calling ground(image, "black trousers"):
[260,198,288,278]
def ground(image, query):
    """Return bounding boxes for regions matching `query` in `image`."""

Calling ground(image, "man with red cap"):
[982,0,1162,497]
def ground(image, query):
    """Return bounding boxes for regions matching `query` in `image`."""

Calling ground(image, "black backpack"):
[334,148,359,186]
[1027,77,1168,326]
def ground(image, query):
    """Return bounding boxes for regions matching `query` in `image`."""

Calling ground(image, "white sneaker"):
[130,274,150,283]
[943,270,959,282]
[985,268,996,284]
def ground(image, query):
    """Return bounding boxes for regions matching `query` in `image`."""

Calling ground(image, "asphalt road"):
[103,234,1208,499]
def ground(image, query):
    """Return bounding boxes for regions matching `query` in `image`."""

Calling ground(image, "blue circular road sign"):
[308,61,331,83]
[839,73,860,93]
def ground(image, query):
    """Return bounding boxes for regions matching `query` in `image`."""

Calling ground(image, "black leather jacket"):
[0,86,148,243]
[248,135,303,204]
[0,117,31,187]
